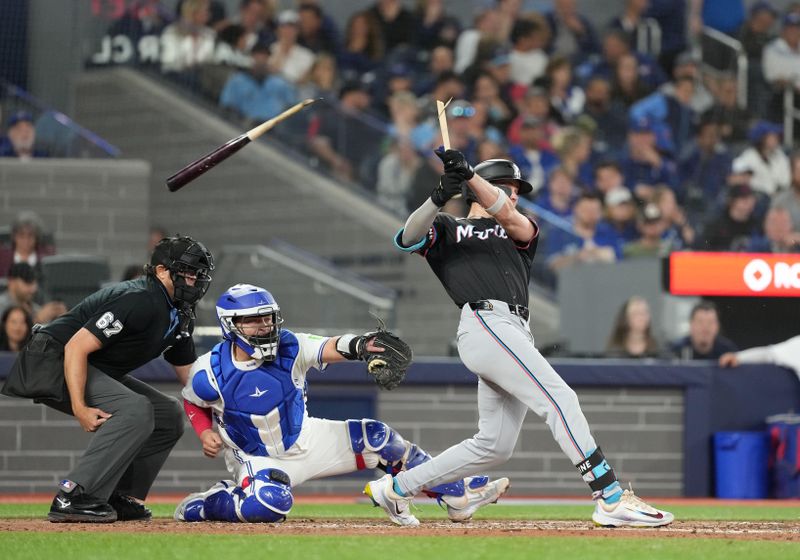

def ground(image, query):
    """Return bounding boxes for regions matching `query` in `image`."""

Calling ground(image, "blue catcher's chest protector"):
[208,332,305,456]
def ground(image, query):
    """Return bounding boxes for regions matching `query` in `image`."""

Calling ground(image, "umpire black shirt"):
[394,214,539,308]
[41,275,196,378]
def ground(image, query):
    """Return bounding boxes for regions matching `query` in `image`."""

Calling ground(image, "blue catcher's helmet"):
[216,284,284,361]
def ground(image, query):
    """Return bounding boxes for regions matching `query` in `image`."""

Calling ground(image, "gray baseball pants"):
[396,300,598,494]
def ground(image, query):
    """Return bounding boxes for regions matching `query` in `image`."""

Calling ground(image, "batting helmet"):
[462,159,533,204]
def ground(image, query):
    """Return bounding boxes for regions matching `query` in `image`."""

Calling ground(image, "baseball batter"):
[175,284,509,525]
[365,149,673,527]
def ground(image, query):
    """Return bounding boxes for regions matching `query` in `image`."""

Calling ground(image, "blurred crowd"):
[83,0,800,282]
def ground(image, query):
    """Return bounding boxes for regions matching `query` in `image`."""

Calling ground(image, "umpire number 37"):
[96,312,123,337]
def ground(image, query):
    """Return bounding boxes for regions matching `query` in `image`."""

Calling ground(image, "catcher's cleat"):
[108,492,152,521]
[592,486,674,527]
[174,480,236,521]
[364,474,419,527]
[441,476,510,522]
[47,489,117,523]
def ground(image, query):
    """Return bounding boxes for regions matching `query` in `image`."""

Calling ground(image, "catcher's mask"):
[148,236,214,307]
[462,158,533,205]
[216,284,284,361]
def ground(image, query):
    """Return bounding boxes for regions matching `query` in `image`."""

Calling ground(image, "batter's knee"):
[472,431,515,465]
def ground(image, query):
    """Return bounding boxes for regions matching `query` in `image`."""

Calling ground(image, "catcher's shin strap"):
[468,300,529,322]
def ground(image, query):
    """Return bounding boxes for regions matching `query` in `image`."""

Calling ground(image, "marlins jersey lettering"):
[183,329,329,457]
[394,214,539,308]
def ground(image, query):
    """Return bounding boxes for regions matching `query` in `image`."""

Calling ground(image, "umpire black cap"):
[472,159,533,197]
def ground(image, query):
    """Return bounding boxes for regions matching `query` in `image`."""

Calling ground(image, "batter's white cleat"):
[592,486,674,527]
[441,476,511,522]
[364,474,419,527]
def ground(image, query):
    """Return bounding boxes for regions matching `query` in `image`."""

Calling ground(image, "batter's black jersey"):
[394,213,540,307]
[41,275,196,378]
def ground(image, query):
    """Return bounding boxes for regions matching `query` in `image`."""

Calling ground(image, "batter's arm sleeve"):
[398,198,439,248]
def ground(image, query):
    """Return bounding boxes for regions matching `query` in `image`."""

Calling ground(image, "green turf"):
[0,533,798,560]
[2,502,800,521]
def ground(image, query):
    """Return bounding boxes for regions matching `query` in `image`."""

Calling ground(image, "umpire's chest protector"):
[209,336,305,456]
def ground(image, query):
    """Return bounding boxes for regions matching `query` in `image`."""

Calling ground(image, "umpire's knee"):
[123,394,156,440]
[162,396,185,443]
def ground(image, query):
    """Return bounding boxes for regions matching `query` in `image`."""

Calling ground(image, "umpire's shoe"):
[48,484,117,523]
[108,492,152,521]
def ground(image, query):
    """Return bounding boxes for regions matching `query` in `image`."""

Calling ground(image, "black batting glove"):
[434,147,474,180]
[431,173,464,207]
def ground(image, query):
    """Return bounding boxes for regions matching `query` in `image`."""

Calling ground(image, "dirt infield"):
[2,518,800,541]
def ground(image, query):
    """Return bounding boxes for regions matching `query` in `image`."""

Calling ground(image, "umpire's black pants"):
[46,366,184,501]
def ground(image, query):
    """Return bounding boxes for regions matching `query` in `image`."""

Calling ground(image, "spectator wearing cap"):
[0,211,55,279]
[621,116,680,200]
[506,86,555,145]
[732,121,790,196]
[509,115,559,195]
[535,167,578,219]
[623,202,671,257]
[544,0,599,61]
[296,2,340,56]
[630,75,697,157]
[509,17,549,86]
[545,192,623,274]
[219,42,297,123]
[772,152,800,230]
[366,0,417,53]
[308,81,381,183]
[0,263,66,325]
[603,187,639,243]
[339,10,384,78]
[269,10,314,83]
[679,119,732,220]
[745,205,800,252]
[763,13,800,92]
[671,301,737,361]
[696,183,760,250]
[0,111,47,160]
[739,1,778,61]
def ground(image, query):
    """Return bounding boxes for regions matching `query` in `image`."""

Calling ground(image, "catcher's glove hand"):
[360,320,412,390]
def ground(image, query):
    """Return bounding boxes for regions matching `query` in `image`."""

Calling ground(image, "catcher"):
[175,283,509,525]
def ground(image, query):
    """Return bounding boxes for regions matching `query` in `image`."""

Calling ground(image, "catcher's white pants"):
[396,301,598,495]
[225,417,369,486]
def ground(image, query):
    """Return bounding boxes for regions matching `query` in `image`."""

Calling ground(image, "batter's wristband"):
[485,187,508,215]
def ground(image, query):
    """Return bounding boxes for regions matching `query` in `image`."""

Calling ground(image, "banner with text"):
[669,252,800,297]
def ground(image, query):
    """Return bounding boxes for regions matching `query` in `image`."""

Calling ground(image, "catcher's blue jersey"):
[183,330,329,456]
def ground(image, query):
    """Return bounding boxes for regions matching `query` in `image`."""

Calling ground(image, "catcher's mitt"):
[360,321,412,391]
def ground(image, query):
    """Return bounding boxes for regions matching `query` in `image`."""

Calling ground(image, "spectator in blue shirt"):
[679,118,732,223]
[546,192,623,274]
[0,111,48,160]
[219,43,298,122]
[621,116,680,200]
[535,167,578,219]
[645,0,688,75]
[671,301,738,360]
[744,206,800,253]
[629,75,696,156]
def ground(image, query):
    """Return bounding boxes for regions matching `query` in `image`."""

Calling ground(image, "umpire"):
[1,236,214,523]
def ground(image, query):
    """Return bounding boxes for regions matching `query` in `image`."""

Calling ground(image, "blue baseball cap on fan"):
[7,110,34,128]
